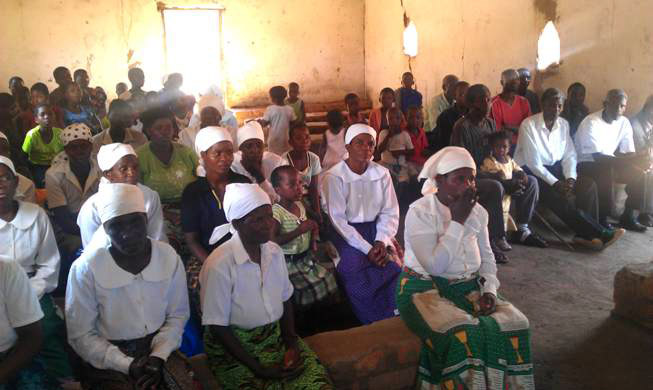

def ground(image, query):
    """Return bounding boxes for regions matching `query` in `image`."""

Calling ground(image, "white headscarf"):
[96,183,146,224]
[0,156,16,175]
[208,183,271,245]
[195,126,233,177]
[236,121,265,149]
[198,95,226,116]
[345,123,377,145]
[0,131,8,142]
[97,143,136,172]
[418,146,476,195]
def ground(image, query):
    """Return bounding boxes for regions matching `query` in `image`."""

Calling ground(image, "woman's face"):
[104,212,148,256]
[234,204,274,244]
[65,83,82,105]
[239,139,264,165]
[0,164,18,202]
[202,141,234,176]
[105,155,139,185]
[345,133,375,163]
[64,139,92,163]
[147,118,174,143]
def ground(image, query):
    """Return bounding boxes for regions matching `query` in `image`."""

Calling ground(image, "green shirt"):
[21,126,64,166]
[137,142,198,203]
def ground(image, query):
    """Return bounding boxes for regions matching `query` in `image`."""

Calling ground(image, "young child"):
[376,107,414,191]
[481,131,540,243]
[285,82,305,123]
[62,83,102,134]
[395,72,423,115]
[320,109,347,172]
[405,106,428,174]
[344,93,367,126]
[115,82,128,98]
[31,83,64,128]
[369,88,397,134]
[259,85,296,155]
[270,166,338,310]
[282,123,322,219]
[22,104,64,188]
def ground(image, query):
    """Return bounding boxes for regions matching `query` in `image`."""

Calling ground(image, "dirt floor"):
[496,211,653,390]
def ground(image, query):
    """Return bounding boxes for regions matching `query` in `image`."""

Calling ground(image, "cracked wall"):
[365,0,653,115]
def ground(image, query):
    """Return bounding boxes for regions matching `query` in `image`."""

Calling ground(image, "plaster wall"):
[364,0,653,116]
[0,0,366,106]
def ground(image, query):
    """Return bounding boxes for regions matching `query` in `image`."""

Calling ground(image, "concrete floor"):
[496,216,653,390]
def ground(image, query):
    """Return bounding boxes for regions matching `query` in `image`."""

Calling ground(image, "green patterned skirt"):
[396,270,534,390]
[204,321,333,390]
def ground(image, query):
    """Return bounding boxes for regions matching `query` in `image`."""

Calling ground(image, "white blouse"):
[65,240,189,374]
[0,201,60,299]
[200,232,293,330]
[77,183,167,248]
[0,261,44,353]
[320,160,399,255]
[403,194,500,296]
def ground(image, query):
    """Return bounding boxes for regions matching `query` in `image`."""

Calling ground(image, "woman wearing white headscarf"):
[397,147,533,389]
[0,131,36,203]
[320,124,401,325]
[200,183,332,389]
[0,156,73,382]
[177,127,250,369]
[76,143,166,248]
[231,121,287,201]
[66,183,193,389]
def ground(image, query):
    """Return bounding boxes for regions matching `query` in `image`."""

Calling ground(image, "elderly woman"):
[397,147,533,389]
[0,156,72,382]
[136,107,198,256]
[66,183,192,389]
[320,123,402,324]
[77,143,166,248]
[230,121,287,202]
[200,183,332,389]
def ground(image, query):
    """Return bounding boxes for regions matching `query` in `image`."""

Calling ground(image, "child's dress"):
[263,105,296,155]
[481,155,522,231]
[377,129,414,184]
[272,202,338,309]
[322,129,347,171]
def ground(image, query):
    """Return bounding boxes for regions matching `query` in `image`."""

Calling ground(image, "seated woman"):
[179,126,250,378]
[200,183,333,389]
[77,143,166,248]
[0,261,58,389]
[65,183,193,389]
[136,107,198,257]
[270,165,339,310]
[398,147,533,389]
[45,123,101,286]
[230,121,287,202]
[0,156,73,383]
[321,124,402,324]
[0,131,36,203]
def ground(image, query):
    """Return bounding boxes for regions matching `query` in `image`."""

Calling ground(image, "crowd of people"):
[0,62,651,389]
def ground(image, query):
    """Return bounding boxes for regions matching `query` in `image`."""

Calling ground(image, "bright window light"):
[403,20,418,57]
[537,21,560,70]
[163,9,222,96]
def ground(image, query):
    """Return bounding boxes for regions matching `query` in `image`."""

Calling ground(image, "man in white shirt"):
[575,89,648,231]
[515,88,624,249]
